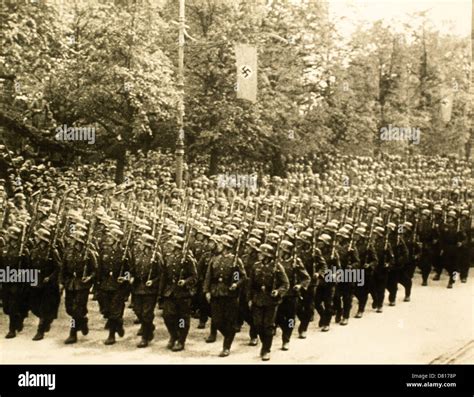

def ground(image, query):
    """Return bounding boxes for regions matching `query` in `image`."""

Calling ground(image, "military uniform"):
[295,244,315,337]
[276,251,310,347]
[387,232,409,304]
[334,240,359,324]
[61,245,97,343]
[458,215,471,282]
[159,248,197,351]
[203,250,246,355]
[369,232,392,312]
[28,244,61,340]
[314,241,339,330]
[239,247,259,342]
[1,241,29,338]
[97,244,129,344]
[248,254,289,359]
[439,216,459,287]
[354,236,374,317]
[417,215,435,285]
[196,246,212,328]
[130,244,160,347]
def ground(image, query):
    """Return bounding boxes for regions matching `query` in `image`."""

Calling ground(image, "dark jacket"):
[247,258,289,306]
[203,252,246,298]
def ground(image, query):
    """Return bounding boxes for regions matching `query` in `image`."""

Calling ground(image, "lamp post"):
[175,0,185,188]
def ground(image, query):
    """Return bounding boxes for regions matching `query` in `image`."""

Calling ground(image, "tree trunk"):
[271,149,285,177]
[209,146,219,176]
[115,148,126,184]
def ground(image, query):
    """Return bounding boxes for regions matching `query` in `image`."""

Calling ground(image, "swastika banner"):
[235,44,257,103]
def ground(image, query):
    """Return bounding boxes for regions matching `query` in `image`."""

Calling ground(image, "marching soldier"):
[431,206,444,281]
[129,233,160,348]
[195,229,213,330]
[159,235,198,352]
[276,240,310,350]
[458,209,471,283]
[295,231,315,338]
[1,225,29,339]
[247,243,289,361]
[28,228,61,340]
[239,236,260,346]
[96,228,129,345]
[60,232,97,344]
[353,226,372,318]
[417,209,434,286]
[387,223,408,306]
[334,228,359,325]
[369,226,393,313]
[314,233,339,331]
[399,221,418,301]
[203,234,246,357]
[439,211,459,288]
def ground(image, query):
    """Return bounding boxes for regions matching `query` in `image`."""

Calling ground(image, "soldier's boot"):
[116,319,125,338]
[220,332,234,356]
[5,317,17,339]
[219,348,230,357]
[16,317,24,332]
[260,336,272,360]
[172,340,185,352]
[282,334,290,351]
[104,320,116,345]
[321,325,330,332]
[147,323,155,342]
[205,324,217,343]
[403,296,411,302]
[197,320,206,329]
[43,319,52,333]
[137,324,150,348]
[298,322,308,338]
[166,338,177,350]
[447,282,453,289]
[376,306,383,313]
[389,301,396,306]
[64,326,78,344]
[80,317,89,336]
[104,326,116,346]
[433,274,440,281]
[355,311,363,318]
[33,319,46,341]
[340,318,348,326]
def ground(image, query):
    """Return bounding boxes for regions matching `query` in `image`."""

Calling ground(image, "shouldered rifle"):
[18,220,28,259]
[46,190,70,259]
[271,234,283,291]
[233,232,243,267]
[147,202,166,281]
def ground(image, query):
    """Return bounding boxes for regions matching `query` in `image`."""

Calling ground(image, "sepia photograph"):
[0,0,473,394]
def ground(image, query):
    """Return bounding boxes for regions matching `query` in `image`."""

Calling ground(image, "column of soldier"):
[0,152,471,361]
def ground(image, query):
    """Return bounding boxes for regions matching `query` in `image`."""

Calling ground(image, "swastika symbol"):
[241,65,252,79]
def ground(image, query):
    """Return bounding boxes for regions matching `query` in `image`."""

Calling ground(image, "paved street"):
[1,272,472,364]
